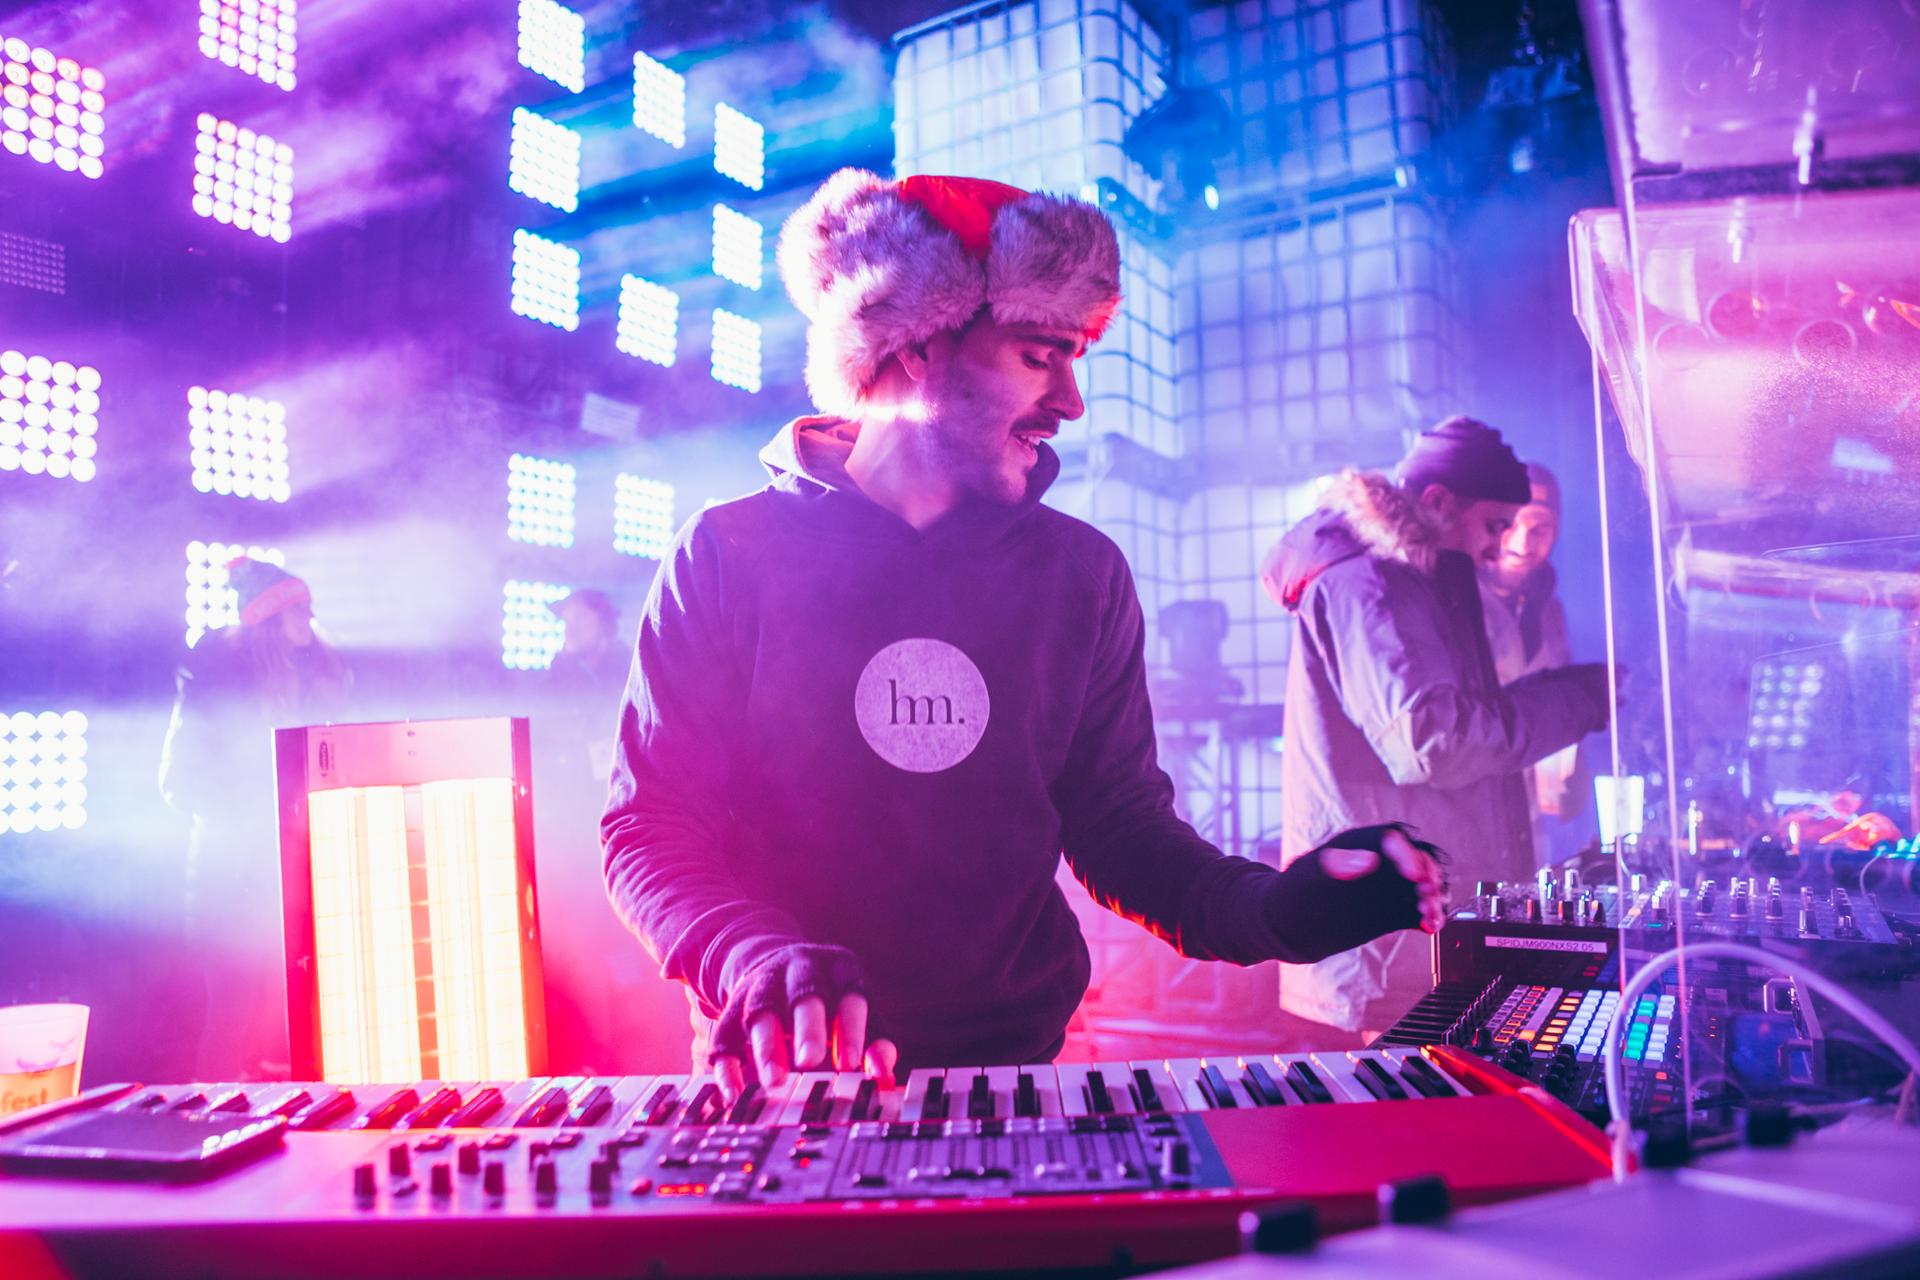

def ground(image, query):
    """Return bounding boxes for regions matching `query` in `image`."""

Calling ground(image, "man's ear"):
[893,341,932,384]
[1416,482,1455,517]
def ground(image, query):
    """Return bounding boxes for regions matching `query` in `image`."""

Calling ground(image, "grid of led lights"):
[193,114,292,242]
[0,711,88,835]
[614,474,675,558]
[510,229,580,330]
[631,51,685,148]
[502,580,569,669]
[189,385,288,502]
[712,204,763,290]
[616,274,678,366]
[1749,660,1826,752]
[508,107,579,212]
[0,349,99,483]
[713,103,764,190]
[0,38,105,179]
[198,0,297,91]
[184,540,284,645]
[516,0,583,93]
[710,309,762,393]
[507,453,575,548]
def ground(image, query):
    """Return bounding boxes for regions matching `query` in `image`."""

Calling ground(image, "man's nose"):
[1045,364,1085,421]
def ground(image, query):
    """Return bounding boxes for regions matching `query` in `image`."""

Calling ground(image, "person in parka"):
[1262,417,1612,1034]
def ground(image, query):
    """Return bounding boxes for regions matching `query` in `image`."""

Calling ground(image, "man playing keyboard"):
[601,170,1446,1101]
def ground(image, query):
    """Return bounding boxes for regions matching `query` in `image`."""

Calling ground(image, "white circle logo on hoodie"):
[854,638,991,773]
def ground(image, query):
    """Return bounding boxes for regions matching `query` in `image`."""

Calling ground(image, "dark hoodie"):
[602,419,1405,1070]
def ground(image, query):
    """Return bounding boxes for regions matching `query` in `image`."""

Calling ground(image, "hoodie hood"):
[758,415,1062,539]
[1261,468,1442,612]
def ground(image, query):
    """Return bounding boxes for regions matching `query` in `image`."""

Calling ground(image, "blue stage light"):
[0,348,98,483]
[516,0,584,93]
[507,453,576,548]
[0,710,88,834]
[192,113,292,242]
[614,474,675,558]
[510,229,580,330]
[0,39,105,179]
[712,204,763,290]
[616,274,678,366]
[631,51,685,148]
[184,540,283,645]
[198,0,296,91]
[189,385,289,502]
[509,107,579,212]
[710,309,761,393]
[713,103,764,191]
[502,579,569,669]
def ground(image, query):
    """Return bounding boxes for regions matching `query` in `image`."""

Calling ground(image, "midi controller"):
[1381,869,1912,1126]
[0,1049,1614,1279]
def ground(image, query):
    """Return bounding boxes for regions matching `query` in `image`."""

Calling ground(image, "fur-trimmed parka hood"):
[1260,468,1441,612]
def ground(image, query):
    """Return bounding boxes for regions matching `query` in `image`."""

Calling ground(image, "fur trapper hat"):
[777,169,1122,416]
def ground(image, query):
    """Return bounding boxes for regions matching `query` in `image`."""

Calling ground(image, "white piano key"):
[1268,1054,1343,1104]
[898,1067,947,1121]
[1304,1052,1377,1103]
[942,1066,987,1119]
[980,1065,1021,1120]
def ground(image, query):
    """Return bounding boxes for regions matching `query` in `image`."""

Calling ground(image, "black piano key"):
[922,1076,948,1120]
[800,1079,833,1125]
[850,1077,879,1122]
[1086,1072,1115,1115]
[1285,1062,1335,1105]
[261,1089,312,1119]
[446,1087,504,1127]
[170,1091,209,1112]
[1353,1058,1407,1101]
[1014,1072,1039,1119]
[354,1088,421,1130]
[725,1082,763,1125]
[395,1086,462,1130]
[685,1082,724,1125]
[967,1074,995,1120]
[509,1086,567,1128]
[1132,1068,1166,1113]
[208,1089,251,1113]
[1397,1056,1455,1099]
[1197,1065,1237,1109]
[293,1088,356,1130]
[1241,1062,1286,1106]
[567,1084,615,1127]
[642,1084,680,1126]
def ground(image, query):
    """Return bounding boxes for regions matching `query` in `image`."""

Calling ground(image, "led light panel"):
[508,107,579,212]
[185,540,283,645]
[510,229,579,330]
[516,0,583,93]
[710,308,761,393]
[192,114,292,242]
[189,385,288,502]
[711,204,763,289]
[508,453,575,548]
[502,579,569,669]
[616,274,678,366]
[0,710,88,835]
[631,51,685,147]
[0,38,105,179]
[713,102,764,190]
[0,349,99,483]
[614,474,675,558]
[198,0,296,91]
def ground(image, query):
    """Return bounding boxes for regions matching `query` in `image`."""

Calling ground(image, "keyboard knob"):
[387,1144,411,1178]
[1240,1201,1319,1255]
[589,1159,614,1200]
[533,1159,558,1201]
[1379,1174,1450,1224]
[429,1162,453,1198]
[482,1160,506,1198]
[458,1141,481,1175]
[351,1162,376,1201]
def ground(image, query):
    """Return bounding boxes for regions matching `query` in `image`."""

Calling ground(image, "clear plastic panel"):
[1573,183,1920,1140]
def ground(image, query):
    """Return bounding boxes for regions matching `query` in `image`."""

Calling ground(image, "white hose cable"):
[1603,940,1920,1182]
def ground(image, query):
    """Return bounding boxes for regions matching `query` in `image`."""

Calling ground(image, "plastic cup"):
[1594,775,1647,847]
[0,1003,88,1118]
